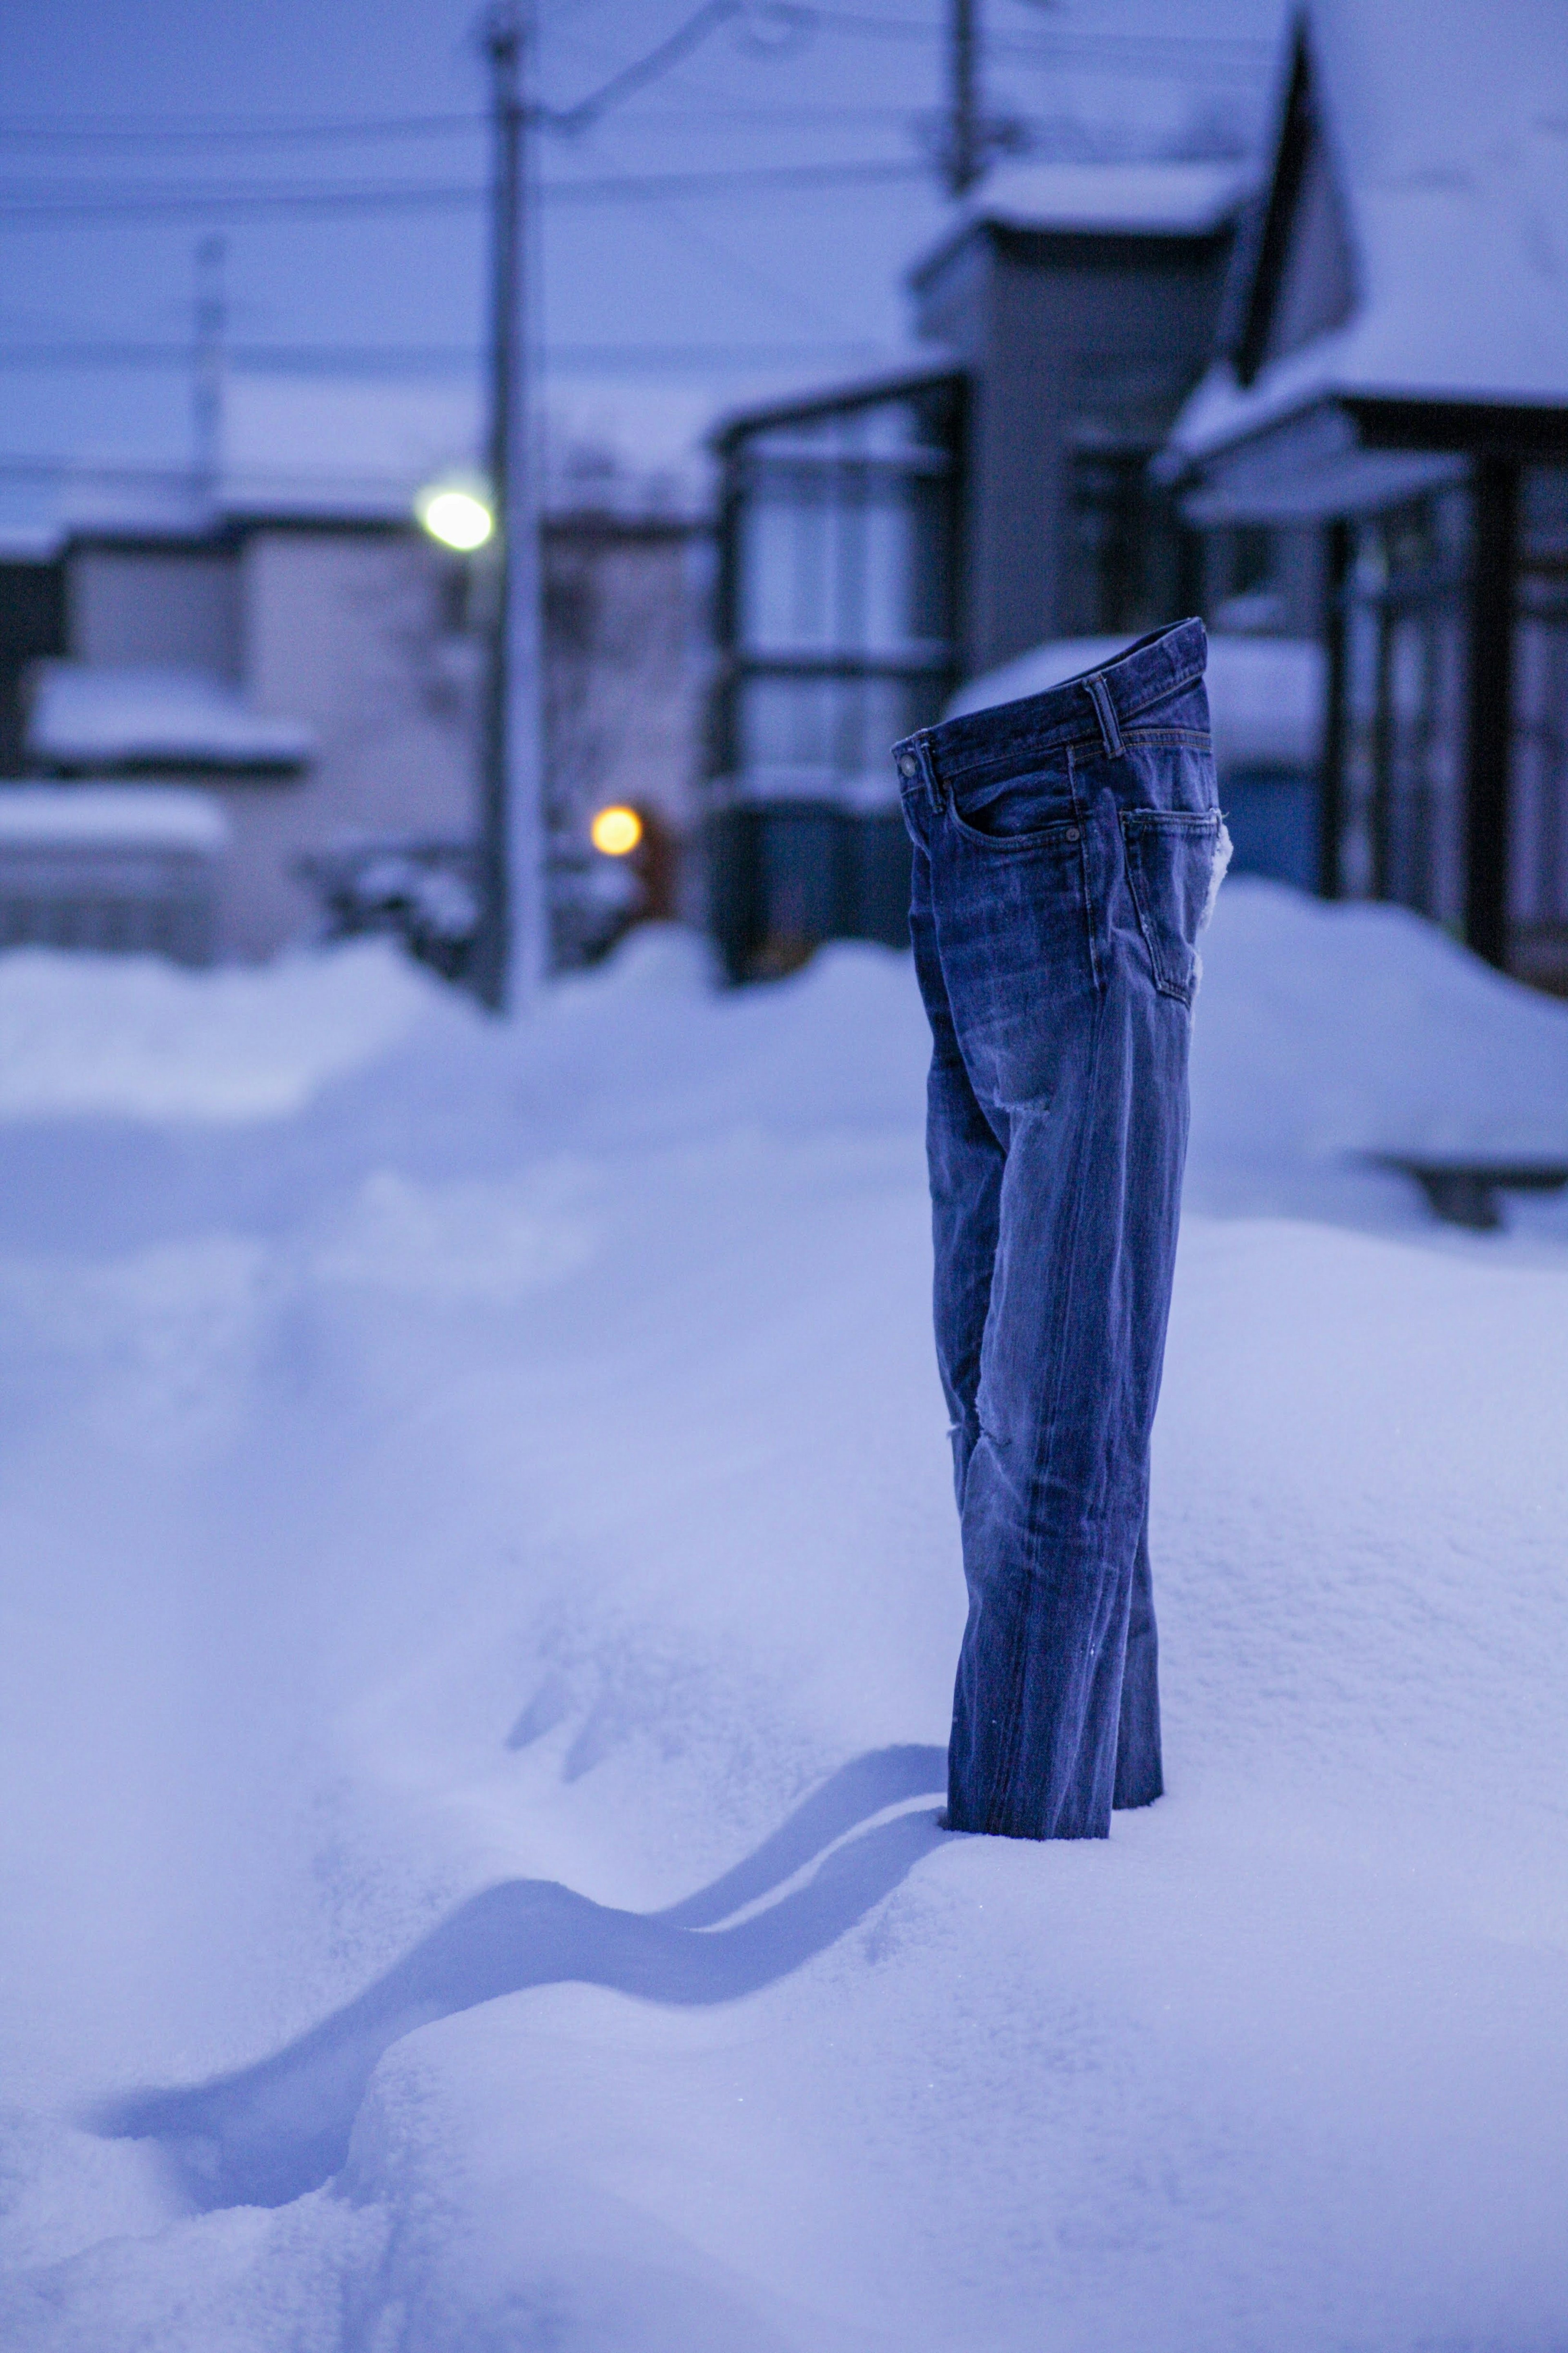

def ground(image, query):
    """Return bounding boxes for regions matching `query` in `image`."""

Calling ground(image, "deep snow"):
[1,883,1567,2350]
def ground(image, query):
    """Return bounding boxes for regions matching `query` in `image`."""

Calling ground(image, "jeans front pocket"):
[1120,808,1225,1003]
[947,758,1075,849]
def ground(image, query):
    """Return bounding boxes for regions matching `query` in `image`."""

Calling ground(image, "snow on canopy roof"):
[28,664,314,774]
[967,160,1255,239]
[946,633,1323,774]
[709,355,964,447]
[0,784,228,853]
[908,162,1254,296]
[1168,0,1568,464]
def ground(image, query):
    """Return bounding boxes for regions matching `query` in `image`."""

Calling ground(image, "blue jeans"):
[894,620,1225,1841]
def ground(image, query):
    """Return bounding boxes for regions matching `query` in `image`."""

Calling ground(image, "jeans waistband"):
[892,617,1208,797]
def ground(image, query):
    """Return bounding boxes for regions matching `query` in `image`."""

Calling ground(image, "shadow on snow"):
[93,1744,947,2212]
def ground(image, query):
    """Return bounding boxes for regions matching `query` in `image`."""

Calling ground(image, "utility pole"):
[192,234,227,514]
[474,0,548,1013]
[946,0,982,199]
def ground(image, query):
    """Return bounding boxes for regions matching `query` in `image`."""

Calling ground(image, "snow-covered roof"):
[966,160,1255,241]
[0,783,228,854]
[909,161,1254,297]
[710,355,964,448]
[946,633,1324,773]
[1168,0,1568,468]
[27,664,314,775]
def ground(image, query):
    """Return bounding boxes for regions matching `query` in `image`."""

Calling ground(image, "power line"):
[0,155,931,224]
[0,103,946,141]
[551,0,742,129]
[0,21,1271,147]
[0,335,893,371]
[0,112,488,148]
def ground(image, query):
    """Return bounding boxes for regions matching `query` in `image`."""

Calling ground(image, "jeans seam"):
[986,979,1107,1834]
[1067,747,1102,995]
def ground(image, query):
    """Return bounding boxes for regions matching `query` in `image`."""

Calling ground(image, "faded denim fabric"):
[893,619,1225,1842]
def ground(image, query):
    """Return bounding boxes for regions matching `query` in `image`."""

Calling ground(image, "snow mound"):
[0,938,464,1123]
[3,889,1568,2350]
[1192,880,1568,1197]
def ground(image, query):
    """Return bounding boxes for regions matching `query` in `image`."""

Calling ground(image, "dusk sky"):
[1,0,1283,484]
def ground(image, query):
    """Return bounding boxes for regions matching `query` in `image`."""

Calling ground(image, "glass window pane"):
[737,673,945,798]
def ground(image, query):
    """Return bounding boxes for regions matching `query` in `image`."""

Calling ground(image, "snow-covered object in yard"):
[0,785,227,854]
[946,633,1324,775]
[1188,878,1568,1199]
[27,662,314,776]
[0,934,461,1121]
[1168,0,1568,472]
[1,897,1568,2349]
[0,787,230,968]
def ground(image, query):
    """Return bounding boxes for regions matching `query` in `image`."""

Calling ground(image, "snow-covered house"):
[1159,0,1568,988]
[706,163,1283,979]
[0,376,711,964]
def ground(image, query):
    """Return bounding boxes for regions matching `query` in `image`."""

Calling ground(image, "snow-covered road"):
[2,885,1567,2350]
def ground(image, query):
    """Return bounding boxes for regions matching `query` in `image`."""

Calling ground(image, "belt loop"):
[920,734,944,811]
[1086,674,1124,760]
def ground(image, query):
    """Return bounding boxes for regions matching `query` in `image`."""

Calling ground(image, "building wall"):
[915,225,1233,676]
[226,528,477,960]
[46,516,708,966]
[542,516,709,845]
[70,547,242,680]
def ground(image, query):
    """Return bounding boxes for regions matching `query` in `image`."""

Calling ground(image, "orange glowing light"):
[591,805,643,856]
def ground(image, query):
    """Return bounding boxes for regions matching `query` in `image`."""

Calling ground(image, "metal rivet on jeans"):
[1066,826,1080,841]
[898,754,918,778]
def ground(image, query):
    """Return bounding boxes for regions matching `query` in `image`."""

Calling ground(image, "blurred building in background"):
[0,376,709,968]
[709,0,1568,994]
[1163,0,1568,992]
[3,0,1562,995]
[707,158,1330,981]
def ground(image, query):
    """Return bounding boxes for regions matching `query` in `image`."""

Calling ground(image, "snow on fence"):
[0,785,229,966]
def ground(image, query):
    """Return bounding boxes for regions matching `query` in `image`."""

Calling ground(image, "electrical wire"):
[0,112,488,148]
[0,156,930,224]
[0,336,893,370]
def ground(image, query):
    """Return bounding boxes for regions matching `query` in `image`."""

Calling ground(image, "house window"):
[1512,466,1568,981]
[716,380,961,803]
[1339,491,1470,926]
[1063,444,1194,640]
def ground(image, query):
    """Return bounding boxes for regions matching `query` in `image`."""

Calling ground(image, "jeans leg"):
[909,843,1004,1516]
[941,846,1188,1842]
[1114,1504,1163,1809]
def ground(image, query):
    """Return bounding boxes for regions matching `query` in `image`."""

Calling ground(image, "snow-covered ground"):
[2,882,1567,2351]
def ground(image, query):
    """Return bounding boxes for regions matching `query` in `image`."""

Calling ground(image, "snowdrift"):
[1,885,1566,2352]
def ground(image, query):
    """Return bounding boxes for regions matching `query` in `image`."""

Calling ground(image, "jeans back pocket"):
[1120,808,1225,1002]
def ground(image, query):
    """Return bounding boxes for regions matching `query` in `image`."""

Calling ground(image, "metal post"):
[1318,517,1350,899]
[192,234,227,516]
[474,0,548,1013]
[946,0,981,199]
[1464,455,1518,969]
